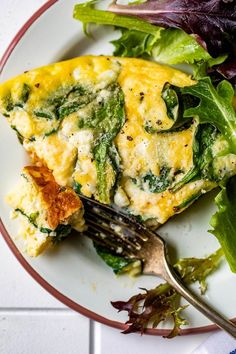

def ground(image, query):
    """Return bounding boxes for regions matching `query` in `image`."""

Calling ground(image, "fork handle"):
[162,261,236,338]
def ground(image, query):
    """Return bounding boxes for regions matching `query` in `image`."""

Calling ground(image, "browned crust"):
[24,166,82,229]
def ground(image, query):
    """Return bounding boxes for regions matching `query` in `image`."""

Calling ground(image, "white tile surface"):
[94,322,211,354]
[0,311,90,354]
[0,1,216,353]
[0,236,64,308]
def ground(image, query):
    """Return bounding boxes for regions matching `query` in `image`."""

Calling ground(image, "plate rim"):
[0,0,228,336]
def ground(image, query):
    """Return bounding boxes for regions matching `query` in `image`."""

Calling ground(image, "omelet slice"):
[1,56,236,228]
[7,166,85,256]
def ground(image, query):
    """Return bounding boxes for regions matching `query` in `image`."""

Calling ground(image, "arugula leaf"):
[181,78,236,154]
[112,248,223,337]
[210,177,236,273]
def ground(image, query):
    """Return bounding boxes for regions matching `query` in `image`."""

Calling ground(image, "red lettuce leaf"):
[109,0,236,59]
[111,249,223,337]
[216,59,236,87]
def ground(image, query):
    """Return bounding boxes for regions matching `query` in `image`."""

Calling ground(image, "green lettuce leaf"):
[112,28,215,65]
[210,177,236,273]
[73,3,225,67]
[73,3,161,37]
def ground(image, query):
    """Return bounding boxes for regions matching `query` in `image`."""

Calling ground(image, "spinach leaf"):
[210,177,236,273]
[94,244,134,274]
[15,208,38,228]
[4,94,14,112]
[172,124,218,191]
[162,83,179,121]
[10,126,24,145]
[15,208,72,243]
[1,83,31,113]
[173,191,202,212]
[73,181,82,194]
[40,224,72,243]
[51,224,72,244]
[34,84,91,121]
[134,167,172,194]
[79,83,126,203]
[20,83,31,103]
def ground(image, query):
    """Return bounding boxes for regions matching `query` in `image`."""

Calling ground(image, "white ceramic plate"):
[0,0,235,336]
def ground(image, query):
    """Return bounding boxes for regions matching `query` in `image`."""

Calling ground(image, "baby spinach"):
[134,167,172,194]
[51,224,72,244]
[15,208,72,243]
[162,83,179,121]
[79,83,126,204]
[20,83,31,104]
[94,244,134,274]
[1,83,31,114]
[73,181,82,194]
[172,124,218,191]
[34,84,91,121]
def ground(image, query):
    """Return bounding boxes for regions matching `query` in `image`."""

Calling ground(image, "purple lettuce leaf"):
[109,0,236,59]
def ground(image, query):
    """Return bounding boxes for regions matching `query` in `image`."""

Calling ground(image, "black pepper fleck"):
[156,120,162,125]
[140,96,144,102]
[184,144,188,147]
[35,83,40,88]
[127,136,133,141]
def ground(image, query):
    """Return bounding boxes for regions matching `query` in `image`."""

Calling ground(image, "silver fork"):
[79,194,236,338]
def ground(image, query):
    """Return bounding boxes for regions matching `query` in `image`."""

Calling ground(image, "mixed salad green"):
[73,0,236,336]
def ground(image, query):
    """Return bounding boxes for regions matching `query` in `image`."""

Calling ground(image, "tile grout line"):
[0,307,73,314]
[89,320,101,354]
[89,320,94,354]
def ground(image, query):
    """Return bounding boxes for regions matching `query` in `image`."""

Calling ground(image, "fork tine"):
[85,219,140,253]
[79,194,149,242]
[83,228,136,258]
[85,211,144,249]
